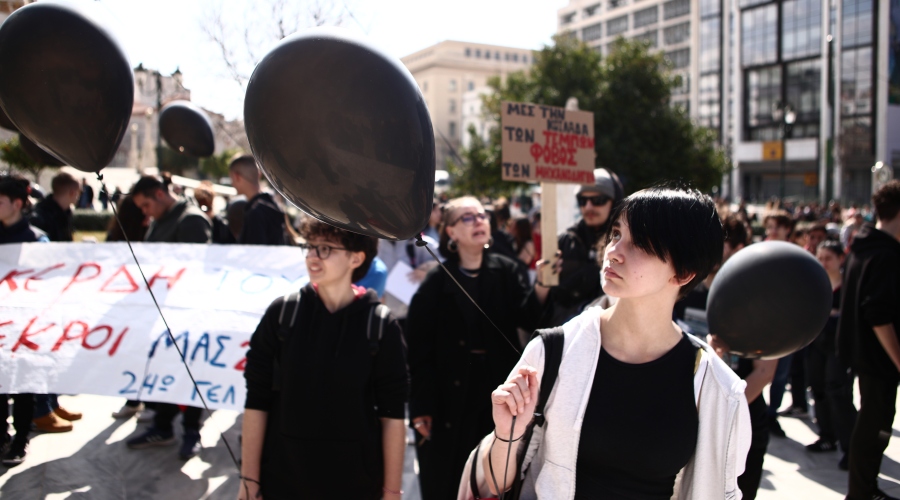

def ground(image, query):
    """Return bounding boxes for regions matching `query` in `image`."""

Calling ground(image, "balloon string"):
[97,175,243,487]
[415,235,521,355]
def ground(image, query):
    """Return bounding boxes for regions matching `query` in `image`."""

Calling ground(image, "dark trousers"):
[152,403,202,434]
[789,346,809,411]
[768,354,794,416]
[847,373,897,499]
[33,393,59,418]
[807,343,857,451]
[738,444,768,500]
[1,394,34,443]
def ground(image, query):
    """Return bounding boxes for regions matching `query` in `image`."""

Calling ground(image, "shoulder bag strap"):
[533,327,565,427]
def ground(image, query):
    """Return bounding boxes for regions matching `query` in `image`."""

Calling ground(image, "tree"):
[446,125,520,199]
[0,136,51,180]
[452,35,727,197]
[199,148,240,181]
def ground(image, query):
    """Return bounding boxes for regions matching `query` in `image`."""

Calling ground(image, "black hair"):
[722,214,751,249]
[106,194,147,242]
[605,186,723,298]
[817,239,845,258]
[299,218,377,282]
[873,180,900,222]
[131,175,169,198]
[0,174,32,209]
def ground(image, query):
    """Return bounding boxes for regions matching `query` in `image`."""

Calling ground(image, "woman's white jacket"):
[458,306,752,500]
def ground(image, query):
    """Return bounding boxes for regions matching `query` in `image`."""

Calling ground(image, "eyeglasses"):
[577,194,611,207]
[299,243,348,260]
[451,212,490,226]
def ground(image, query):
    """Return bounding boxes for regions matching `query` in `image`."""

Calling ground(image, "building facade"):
[402,41,534,171]
[557,0,896,204]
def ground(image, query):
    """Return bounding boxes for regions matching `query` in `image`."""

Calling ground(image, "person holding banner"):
[407,196,542,500]
[460,187,751,500]
[239,219,408,500]
[126,174,212,459]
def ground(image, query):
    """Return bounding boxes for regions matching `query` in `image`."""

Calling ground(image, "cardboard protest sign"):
[0,242,309,411]
[500,101,596,183]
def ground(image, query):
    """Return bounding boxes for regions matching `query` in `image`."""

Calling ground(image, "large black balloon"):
[244,28,435,241]
[159,100,215,157]
[0,2,133,173]
[0,107,17,132]
[707,241,832,359]
[19,134,65,167]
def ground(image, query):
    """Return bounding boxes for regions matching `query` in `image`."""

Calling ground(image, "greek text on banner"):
[0,242,309,412]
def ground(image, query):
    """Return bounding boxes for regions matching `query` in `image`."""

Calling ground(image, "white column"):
[874,0,890,195]
[833,0,843,200]
[818,1,830,204]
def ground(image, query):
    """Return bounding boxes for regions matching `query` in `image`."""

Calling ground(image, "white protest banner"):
[0,242,309,412]
[500,101,596,183]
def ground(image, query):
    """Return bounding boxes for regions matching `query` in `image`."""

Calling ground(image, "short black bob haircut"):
[604,186,723,299]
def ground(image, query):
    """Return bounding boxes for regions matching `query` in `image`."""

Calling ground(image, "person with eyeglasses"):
[406,196,543,500]
[537,168,623,329]
[239,219,409,500]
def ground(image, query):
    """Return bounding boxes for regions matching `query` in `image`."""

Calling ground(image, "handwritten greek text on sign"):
[501,101,596,183]
[0,242,309,411]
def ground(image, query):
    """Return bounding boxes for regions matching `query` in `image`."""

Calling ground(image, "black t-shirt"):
[575,334,699,499]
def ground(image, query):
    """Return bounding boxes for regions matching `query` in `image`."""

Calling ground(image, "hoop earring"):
[484,237,494,250]
[448,239,459,253]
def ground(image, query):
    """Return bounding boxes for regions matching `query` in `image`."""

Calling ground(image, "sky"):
[94,0,565,120]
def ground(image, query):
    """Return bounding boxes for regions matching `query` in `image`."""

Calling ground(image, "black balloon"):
[159,100,215,158]
[19,134,65,167]
[0,3,133,173]
[707,241,833,359]
[0,107,17,132]
[244,28,435,241]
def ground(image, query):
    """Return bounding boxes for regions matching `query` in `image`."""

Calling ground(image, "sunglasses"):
[299,243,348,260]
[451,212,490,226]
[577,194,611,207]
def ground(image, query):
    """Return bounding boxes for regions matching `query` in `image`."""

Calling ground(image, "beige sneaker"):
[112,403,144,419]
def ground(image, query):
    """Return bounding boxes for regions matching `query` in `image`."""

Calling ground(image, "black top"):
[0,217,48,244]
[837,224,900,381]
[238,192,286,245]
[243,285,408,499]
[29,196,73,242]
[575,334,698,499]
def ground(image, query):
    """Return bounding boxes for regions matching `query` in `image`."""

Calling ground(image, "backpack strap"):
[272,290,302,391]
[533,327,565,428]
[367,303,391,356]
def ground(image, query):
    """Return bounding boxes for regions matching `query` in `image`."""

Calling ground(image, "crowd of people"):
[2,162,900,500]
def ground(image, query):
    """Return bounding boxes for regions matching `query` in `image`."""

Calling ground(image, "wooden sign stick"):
[540,182,559,286]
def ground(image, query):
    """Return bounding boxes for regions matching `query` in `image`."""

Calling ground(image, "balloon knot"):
[415,234,427,247]
[95,173,104,181]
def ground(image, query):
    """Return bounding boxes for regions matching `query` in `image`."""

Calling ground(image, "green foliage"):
[0,136,47,179]
[452,35,728,198]
[447,125,519,199]
[199,148,240,180]
[73,209,113,232]
[157,145,198,175]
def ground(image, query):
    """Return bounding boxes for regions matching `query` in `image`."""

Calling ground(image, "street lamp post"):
[772,102,797,201]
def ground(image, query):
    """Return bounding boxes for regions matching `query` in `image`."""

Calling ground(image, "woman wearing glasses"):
[239,219,409,500]
[407,196,543,499]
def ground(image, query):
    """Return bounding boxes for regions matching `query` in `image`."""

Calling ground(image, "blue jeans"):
[33,394,59,418]
[767,355,793,417]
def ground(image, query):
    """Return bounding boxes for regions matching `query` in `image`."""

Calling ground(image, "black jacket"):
[837,224,900,381]
[239,192,286,245]
[30,196,73,242]
[0,217,48,243]
[406,252,540,497]
[244,285,408,499]
[145,200,211,243]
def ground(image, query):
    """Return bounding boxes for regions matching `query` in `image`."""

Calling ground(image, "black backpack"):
[271,288,391,391]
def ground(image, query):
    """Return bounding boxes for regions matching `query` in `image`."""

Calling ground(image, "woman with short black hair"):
[460,187,752,500]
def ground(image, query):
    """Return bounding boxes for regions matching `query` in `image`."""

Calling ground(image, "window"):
[782,0,822,59]
[610,0,625,9]
[664,22,690,45]
[842,0,873,48]
[449,121,457,138]
[449,79,457,92]
[786,60,821,137]
[841,117,872,157]
[561,12,576,25]
[672,72,690,94]
[665,48,690,68]
[699,18,720,72]
[468,81,475,91]
[663,0,690,20]
[745,65,782,136]
[741,5,778,66]
[633,6,658,28]
[608,15,629,36]
[700,0,721,17]
[698,74,721,130]
[583,22,603,42]
[475,49,482,58]
[495,51,501,60]
[584,3,601,16]
[512,54,519,62]
[739,0,770,8]
[465,48,471,57]
[449,99,456,113]
[633,29,659,48]
[841,47,873,116]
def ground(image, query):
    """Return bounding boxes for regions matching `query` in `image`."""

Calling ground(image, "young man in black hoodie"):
[838,180,900,500]
[30,172,80,242]
[229,155,287,246]
[239,219,408,500]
